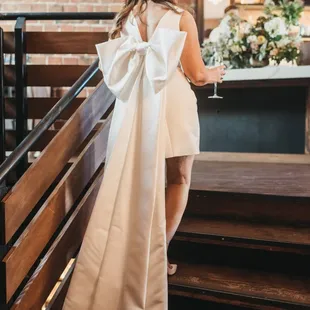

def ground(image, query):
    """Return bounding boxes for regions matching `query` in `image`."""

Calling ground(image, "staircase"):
[168,153,310,309]
[1,11,310,310]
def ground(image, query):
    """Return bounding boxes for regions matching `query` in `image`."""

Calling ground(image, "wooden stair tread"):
[194,152,310,165]
[191,152,310,197]
[177,217,310,247]
[169,261,310,306]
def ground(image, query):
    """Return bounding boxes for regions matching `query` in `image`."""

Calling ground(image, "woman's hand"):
[206,65,226,84]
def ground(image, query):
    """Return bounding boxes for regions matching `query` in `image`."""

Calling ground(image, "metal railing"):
[0,28,5,197]
[0,12,116,20]
[0,12,116,196]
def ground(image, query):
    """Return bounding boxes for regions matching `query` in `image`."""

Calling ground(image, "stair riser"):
[174,234,310,255]
[169,294,248,310]
[169,240,310,276]
[186,191,310,226]
[169,286,310,310]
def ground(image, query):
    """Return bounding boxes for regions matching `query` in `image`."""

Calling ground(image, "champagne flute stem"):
[214,83,218,96]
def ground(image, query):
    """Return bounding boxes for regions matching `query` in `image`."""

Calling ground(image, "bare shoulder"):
[179,10,196,31]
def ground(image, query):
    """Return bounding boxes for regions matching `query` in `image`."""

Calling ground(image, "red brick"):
[78,5,94,12]
[90,25,108,32]
[74,24,91,32]
[29,55,46,64]
[62,56,79,65]
[70,0,98,2]
[0,23,14,32]
[44,24,60,31]
[78,55,95,65]
[2,4,19,12]
[64,5,78,12]
[59,24,75,31]
[31,4,47,12]
[19,4,32,11]
[47,55,63,65]
[109,4,123,12]
[47,4,64,12]
[26,24,44,32]
[93,5,109,12]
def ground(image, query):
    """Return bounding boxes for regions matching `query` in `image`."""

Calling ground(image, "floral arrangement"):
[202,0,304,69]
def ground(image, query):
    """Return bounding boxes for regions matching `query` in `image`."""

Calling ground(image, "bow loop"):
[96,29,187,102]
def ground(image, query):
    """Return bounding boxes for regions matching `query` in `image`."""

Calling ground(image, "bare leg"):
[165,155,195,274]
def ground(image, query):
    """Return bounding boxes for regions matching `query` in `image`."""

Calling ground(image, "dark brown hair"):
[224,5,238,15]
[110,0,182,39]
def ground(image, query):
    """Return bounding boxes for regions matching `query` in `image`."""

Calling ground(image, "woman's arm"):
[180,11,225,86]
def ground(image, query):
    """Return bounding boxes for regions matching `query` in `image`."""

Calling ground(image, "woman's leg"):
[165,155,195,257]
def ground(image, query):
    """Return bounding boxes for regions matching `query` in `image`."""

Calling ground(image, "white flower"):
[209,20,231,43]
[288,25,300,37]
[277,37,291,48]
[230,45,241,53]
[239,22,252,35]
[223,50,229,58]
[264,0,275,6]
[247,35,258,43]
[209,27,221,43]
[221,15,232,27]
[264,17,287,38]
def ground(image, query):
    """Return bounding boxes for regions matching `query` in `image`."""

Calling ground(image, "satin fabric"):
[62,10,187,310]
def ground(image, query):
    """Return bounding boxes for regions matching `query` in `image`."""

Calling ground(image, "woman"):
[63,1,225,309]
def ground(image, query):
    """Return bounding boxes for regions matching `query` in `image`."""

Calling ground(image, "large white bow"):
[96,28,187,102]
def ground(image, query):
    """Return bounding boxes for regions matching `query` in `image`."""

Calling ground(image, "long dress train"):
[62,7,187,310]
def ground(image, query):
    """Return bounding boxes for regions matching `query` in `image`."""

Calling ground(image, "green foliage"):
[202,0,304,69]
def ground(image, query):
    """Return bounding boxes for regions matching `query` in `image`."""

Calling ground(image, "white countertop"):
[223,65,310,81]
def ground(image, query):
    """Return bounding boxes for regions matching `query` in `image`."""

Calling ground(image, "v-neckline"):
[130,9,171,43]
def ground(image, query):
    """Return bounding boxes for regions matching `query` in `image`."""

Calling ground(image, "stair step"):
[176,216,310,253]
[168,295,244,310]
[168,261,310,309]
[186,191,310,226]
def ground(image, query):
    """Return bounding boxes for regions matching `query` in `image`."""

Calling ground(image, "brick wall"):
[0,1,122,68]
[0,0,122,32]
[0,1,123,97]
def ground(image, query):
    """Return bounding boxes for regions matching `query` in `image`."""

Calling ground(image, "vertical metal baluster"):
[14,17,27,178]
[0,28,8,308]
[0,28,6,198]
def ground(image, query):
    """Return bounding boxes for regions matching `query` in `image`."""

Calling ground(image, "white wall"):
[204,0,229,19]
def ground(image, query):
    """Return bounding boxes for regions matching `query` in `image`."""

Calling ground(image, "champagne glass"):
[208,47,224,99]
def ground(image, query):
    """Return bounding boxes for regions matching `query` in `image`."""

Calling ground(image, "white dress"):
[122,3,200,158]
[62,3,199,310]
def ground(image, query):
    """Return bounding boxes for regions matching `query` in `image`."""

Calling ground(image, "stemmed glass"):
[208,47,224,99]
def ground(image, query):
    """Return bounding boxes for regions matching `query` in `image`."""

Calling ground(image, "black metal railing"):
[0,12,116,21]
[0,28,5,196]
[0,12,116,196]
[14,17,27,177]
[0,59,100,190]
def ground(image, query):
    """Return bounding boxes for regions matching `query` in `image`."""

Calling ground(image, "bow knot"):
[132,42,151,55]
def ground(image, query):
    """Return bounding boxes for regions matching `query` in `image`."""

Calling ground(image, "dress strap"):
[159,5,184,30]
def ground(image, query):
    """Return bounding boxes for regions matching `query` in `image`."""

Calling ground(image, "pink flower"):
[270,48,279,56]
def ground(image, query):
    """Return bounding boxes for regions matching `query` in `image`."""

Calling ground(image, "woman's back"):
[131,1,175,42]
